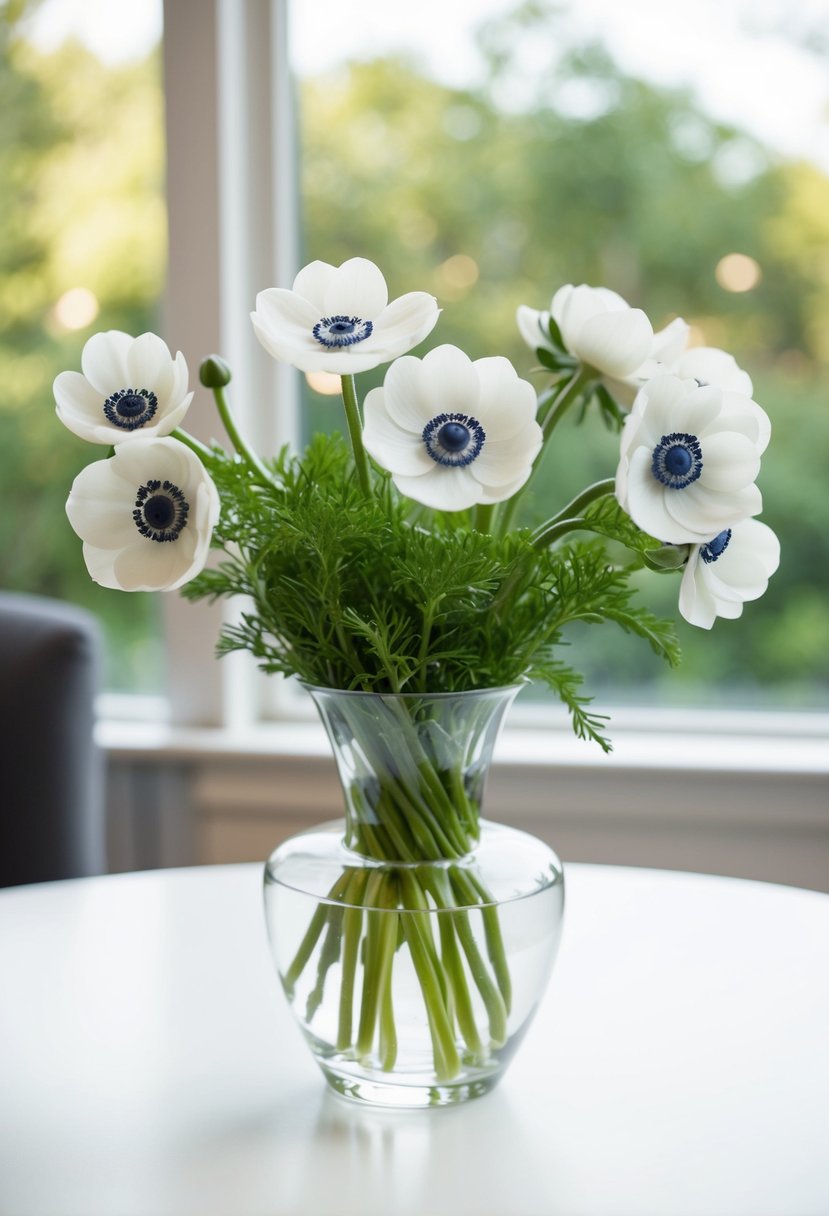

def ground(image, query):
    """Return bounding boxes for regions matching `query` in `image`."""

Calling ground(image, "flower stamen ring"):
[422,412,486,467]
[103,387,159,431]
[133,478,190,542]
[651,432,703,489]
[700,528,732,564]
[312,316,374,348]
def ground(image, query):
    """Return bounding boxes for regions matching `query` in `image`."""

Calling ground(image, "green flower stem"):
[379,954,398,1070]
[423,878,485,1060]
[531,478,617,550]
[415,605,437,692]
[366,751,451,856]
[352,785,416,860]
[352,716,467,859]
[495,365,596,538]
[453,869,512,1014]
[481,904,512,1014]
[382,702,476,846]
[210,385,274,486]
[492,495,518,541]
[415,761,472,845]
[337,698,482,861]
[360,776,428,860]
[363,734,443,856]
[429,869,508,1047]
[451,908,507,1047]
[309,867,368,1026]
[340,374,372,498]
[398,871,462,1081]
[411,770,469,853]
[283,904,328,1001]
[331,618,370,688]
[171,428,214,462]
[438,917,484,1057]
[305,905,345,1021]
[539,365,596,440]
[396,773,465,857]
[473,503,496,534]
[492,477,618,620]
[449,764,478,838]
[361,712,485,858]
[336,869,370,1050]
[283,868,353,995]
[356,871,399,1060]
[396,759,467,849]
[490,555,530,623]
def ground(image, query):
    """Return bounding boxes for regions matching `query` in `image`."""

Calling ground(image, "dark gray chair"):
[0,592,106,886]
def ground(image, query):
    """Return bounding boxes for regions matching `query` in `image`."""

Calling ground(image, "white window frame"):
[161,0,302,729]
[113,0,829,890]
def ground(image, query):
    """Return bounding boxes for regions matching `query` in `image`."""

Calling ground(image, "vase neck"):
[307,686,519,864]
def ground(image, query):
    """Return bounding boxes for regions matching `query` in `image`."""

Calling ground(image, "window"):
[37,0,823,885]
[12,0,828,732]
[288,0,829,714]
[3,0,166,691]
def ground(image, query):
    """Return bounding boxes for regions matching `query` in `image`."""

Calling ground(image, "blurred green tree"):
[0,8,166,689]
[2,0,827,706]
[298,17,829,707]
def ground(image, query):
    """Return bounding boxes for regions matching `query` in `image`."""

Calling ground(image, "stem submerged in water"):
[280,688,520,1085]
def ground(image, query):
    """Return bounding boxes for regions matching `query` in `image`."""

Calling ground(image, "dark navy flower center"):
[438,421,470,451]
[422,412,486,467]
[103,387,158,431]
[651,432,703,489]
[312,315,374,348]
[133,479,189,542]
[700,529,732,564]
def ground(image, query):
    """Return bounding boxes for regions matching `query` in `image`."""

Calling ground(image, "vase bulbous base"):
[264,819,564,1108]
[319,1063,503,1109]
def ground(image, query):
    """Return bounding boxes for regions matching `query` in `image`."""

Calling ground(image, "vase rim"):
[299,681,526,701]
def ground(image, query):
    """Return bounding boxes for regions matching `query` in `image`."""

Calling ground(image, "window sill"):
[99,703,829,891]
[96,706,829,776]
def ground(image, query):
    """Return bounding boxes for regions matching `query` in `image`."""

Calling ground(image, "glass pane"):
[290,0,829,710]
[3,0,165,691]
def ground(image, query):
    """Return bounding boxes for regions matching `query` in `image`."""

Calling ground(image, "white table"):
[1,862,828,1216]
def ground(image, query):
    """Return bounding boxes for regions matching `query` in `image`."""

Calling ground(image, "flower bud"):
[199,355,232,388]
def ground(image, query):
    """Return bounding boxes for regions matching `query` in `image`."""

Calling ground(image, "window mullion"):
[161,0,225,727]
[161,0,298,727]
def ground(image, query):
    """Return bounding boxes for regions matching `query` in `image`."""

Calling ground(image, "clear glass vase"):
[263,686,565,1108]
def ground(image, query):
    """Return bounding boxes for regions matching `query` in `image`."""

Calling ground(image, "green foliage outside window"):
[1,2,826,704]
[0,13,165,689]
[298,20,829,708]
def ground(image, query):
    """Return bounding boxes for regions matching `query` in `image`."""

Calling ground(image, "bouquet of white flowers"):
[55,257,780,1104]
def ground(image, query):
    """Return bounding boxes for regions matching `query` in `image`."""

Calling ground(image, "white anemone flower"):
[66,437,220,592]
[517,283,653,379]
[603,317,691,406]
[362,345,542,511]
[615,373,769,544]
[615,316,755,403]
[54,331,193,445]
[668,345,753,396]
[679,519,780,629]
[251,257,440,375]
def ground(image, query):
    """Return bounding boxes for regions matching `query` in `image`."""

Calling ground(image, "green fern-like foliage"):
[184,431,680,750]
